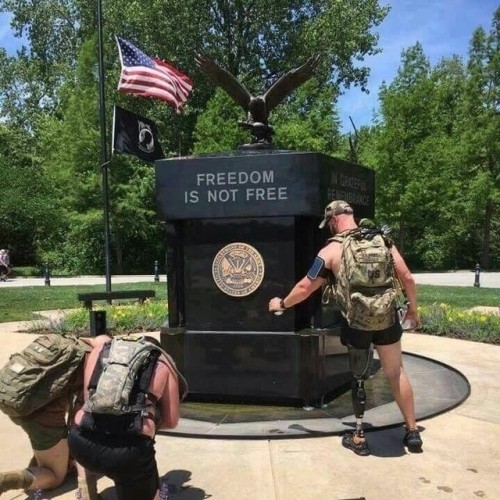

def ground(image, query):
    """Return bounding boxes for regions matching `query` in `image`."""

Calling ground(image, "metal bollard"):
[89,310,107,336]
[154,260,160,282]
[474,263,481,287]
[44,263,51,286]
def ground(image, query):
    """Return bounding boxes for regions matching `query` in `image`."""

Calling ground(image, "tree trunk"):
[481,200,492,269]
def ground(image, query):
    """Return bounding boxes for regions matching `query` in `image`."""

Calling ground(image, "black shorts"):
[340,315,402,350]
[68,426,159,500]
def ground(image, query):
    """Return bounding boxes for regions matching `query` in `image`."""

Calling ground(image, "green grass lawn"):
[0,281,497,323]
[0,282,167,322]
[418,284,499,309]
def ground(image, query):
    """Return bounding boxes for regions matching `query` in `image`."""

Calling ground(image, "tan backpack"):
[327,229,398,331]
[0,334,86,418]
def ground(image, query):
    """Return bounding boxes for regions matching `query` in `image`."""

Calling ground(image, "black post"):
[90,310,107,336]
[97,0,112,295]
[474,263,481,287]
[154,260,160,282]
[44,263,51,286]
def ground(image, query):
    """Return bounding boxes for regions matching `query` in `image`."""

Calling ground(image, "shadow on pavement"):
[363,425,426,458]
[161,469,211,499]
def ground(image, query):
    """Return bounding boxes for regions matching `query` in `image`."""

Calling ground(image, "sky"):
[337,0,498,132]
[0,1,498,132]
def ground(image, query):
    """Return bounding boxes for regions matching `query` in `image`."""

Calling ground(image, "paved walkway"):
[0,325,500,500]
[413,270,500,288]
[0,275,167,288]
[0,331,498,499]
[0,271,499,288]
[0,275,499,499]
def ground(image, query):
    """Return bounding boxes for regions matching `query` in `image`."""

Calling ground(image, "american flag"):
[116,37,193,113]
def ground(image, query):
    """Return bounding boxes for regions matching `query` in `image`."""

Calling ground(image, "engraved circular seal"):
[212,242,265,297]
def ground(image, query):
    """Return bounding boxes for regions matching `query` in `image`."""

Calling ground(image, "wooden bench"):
[77,290,156,310]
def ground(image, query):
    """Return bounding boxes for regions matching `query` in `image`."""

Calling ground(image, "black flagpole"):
[97,0,112,294]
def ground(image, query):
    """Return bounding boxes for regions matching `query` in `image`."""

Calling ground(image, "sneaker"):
[342,432,370,456]
[403,428,423,452]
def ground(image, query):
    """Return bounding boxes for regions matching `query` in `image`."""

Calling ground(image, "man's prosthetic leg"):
[347,345,374,439]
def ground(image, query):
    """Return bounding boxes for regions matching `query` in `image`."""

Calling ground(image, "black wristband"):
[280,298,287,310]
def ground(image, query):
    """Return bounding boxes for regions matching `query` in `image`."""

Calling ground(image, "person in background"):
[0,249,10,281]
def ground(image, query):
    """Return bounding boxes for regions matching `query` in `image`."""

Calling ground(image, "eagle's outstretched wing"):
[195,53,251,112]
[263,54,321,113]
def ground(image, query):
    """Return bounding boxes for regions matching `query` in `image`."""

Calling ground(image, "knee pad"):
[347,345,373,380]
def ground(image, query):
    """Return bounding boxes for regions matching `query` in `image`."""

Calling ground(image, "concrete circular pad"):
[161,352,470,439]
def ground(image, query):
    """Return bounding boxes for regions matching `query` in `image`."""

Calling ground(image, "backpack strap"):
[127,349,161,433]
[327,236,343,244]
[127,336,189,401]
[130,349,161,411]
[321,230,354,305]
[86,341,112,397]
[81,341,111,425]
[326,228,358,245]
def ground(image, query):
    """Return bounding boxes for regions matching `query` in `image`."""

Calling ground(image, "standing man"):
[268,200,422,456]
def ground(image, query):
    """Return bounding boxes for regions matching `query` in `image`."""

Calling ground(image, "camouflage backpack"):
[0,334,86,418]
[329,228,397,331]
[80,335,188,435]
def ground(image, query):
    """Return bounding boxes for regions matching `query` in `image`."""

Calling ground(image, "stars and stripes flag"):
[116,37,193,113]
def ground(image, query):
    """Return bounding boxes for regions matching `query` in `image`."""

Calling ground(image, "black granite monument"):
[155,150,375,406]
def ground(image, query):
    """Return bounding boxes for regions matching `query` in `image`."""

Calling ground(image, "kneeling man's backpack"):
[81,335,187,435]
[331,228,397,331]
[0,334,86,418]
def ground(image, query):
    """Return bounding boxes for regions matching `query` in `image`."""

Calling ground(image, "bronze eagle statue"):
[195,53,320,148]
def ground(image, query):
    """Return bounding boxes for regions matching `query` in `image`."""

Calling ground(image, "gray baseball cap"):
[318,200,353,228]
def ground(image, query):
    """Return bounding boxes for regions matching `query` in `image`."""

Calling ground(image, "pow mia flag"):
[112,106,164,162]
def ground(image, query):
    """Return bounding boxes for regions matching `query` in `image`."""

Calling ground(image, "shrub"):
[419,303,500,345]
[27,300,500,346]
[28,300,168,336]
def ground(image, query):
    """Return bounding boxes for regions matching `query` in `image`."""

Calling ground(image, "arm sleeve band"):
[307,256,328,280]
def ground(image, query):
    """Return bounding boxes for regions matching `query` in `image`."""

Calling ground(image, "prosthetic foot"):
[0,468,35,493]
[342,431,370,456]
[342,345,373,456]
